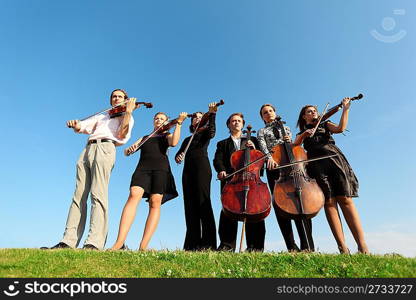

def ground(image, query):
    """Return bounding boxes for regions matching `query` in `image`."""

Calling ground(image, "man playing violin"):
[43,89,137,250]
[214,113,266,252]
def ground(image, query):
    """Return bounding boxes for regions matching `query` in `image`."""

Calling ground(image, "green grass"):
[1,249,415,278]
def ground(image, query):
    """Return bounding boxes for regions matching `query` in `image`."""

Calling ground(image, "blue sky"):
[1,0,415,257]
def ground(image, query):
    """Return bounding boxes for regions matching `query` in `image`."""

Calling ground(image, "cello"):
[221,125,271,251]
[271,116,325,250]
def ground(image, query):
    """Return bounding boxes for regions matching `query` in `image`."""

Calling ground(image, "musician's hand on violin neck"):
[126,97,138,112]
[342,97,351,110]
[66,120,81,131]
[217,171,227,180]
[178,112,188,122]
[208,102,217,113]
[175,152,185,163]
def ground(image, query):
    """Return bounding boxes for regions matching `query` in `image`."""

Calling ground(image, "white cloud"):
[364,230,416,257]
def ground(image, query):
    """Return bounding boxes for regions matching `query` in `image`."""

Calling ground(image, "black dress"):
[175,114,217,250]
[299,120,359,200]
[130,134,178,204]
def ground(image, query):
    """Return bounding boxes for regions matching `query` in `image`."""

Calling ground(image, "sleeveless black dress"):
[299,120,359,200]
[130,134,178,204]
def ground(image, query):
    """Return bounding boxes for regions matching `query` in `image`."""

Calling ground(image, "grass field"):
[1,249,415,278]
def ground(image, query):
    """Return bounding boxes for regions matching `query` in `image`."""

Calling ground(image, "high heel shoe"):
[338,246,350,254]
[108,244,130,251]
[358,246,369,254]
[119,244,129,250]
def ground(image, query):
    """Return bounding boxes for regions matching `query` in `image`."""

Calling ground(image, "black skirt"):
[130,168,178,204]
[307,143,359,200]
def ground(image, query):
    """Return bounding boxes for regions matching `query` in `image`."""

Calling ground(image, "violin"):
[126,115,190,156]
[176,100,225,165]
[68,99,153,127]
[109,101,153,118]
[313,93,363,125]
[156,117,188,133]
[189,99,224,133]
[271,116,324,251]
[221,125,271,223]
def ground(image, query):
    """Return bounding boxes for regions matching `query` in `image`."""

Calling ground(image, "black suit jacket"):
[213,136,262,190]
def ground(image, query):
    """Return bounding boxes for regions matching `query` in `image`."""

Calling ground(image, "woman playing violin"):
[293,98,368,254]
[110,112,187,250]
[257,104,315,252]
[174,103,218,251]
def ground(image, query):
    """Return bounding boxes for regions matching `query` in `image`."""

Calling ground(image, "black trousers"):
[267,169,315,251]
[218,211,266,251]
[182,159,217,250]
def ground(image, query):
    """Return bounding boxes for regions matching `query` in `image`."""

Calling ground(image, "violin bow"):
[218,153,339,181]
[125,120,169,156]
[309,102,329,137]
[79,99,151,122]
[272,154,339,170]
[219,152,270,181]
[177,112,206,164]
[79,99,131,122]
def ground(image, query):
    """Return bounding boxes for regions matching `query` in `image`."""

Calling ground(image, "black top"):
[136,134,169,171]
[175,113,216,164]
[301,121,336,156]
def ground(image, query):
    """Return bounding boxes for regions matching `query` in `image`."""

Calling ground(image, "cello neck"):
[243,125,253,169]
[275,118,296,163]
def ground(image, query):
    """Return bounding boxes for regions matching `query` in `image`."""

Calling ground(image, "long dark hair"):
[189,112,203,133]
[296,105,318,131]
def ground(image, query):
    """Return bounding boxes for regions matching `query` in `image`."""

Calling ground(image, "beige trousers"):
[61,141,116,250]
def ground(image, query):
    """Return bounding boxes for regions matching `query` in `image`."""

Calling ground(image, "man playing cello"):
[214,113,266,252]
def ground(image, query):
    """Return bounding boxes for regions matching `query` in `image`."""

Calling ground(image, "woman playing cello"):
[110,112,187,250]
[175,103,218,251]
[293,97,369,254]
[257,104,315,252]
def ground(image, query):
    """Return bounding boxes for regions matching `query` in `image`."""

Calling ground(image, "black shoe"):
[119,244,129,251]
[246,247,263,253]
[288,244,300,253]
[41,242,71,250]
[83,244,99,250]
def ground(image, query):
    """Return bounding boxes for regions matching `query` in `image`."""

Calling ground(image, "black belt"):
[88,139,116,145]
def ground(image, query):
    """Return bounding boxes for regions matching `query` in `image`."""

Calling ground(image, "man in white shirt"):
[45,89,137,250]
